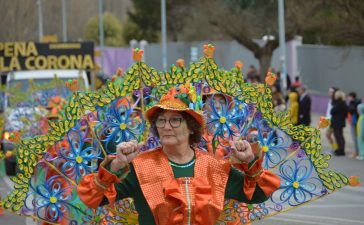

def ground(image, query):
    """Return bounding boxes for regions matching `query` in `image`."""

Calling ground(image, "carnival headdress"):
[0,44,356,225]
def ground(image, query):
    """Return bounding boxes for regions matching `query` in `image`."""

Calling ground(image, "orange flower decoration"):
[65,79,78,92]
[112,67,125,82]
[235,60,243,70]
[133,48,144,62]
[265,72,277,86]
[349,176,360,187]
[47,96,67,117]
[116,67,124,77]
[176,58,185,68]
[8,131,21,144]
[203,44,215,59]
[318,116,331,129]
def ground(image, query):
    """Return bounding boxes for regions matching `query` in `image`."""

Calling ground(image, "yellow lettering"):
[0,57,8,71]
[8,57,21,70]
[14,42,26,57]
[25,57,35,70]
[47,55,57,69]
[4,43,14,57]
[83,55,94,69]
[27,42,38,56]
[58,55,70,69]
[69,55,81,69]
[35,56,47,69]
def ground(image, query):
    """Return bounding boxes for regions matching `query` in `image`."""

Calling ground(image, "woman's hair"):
[329,87,339,101]
[149,108,203,145]
[334,90,346,101]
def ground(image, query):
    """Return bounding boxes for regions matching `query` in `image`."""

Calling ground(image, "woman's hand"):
[229,140,255,164]
[110,141,144,172]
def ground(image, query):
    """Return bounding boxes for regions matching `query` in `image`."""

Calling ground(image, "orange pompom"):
[265,72,277,86]
[318,116,331,129]
[349,176,360,187]
[235,60,243,70]
[176,58,185,68]
[65,79,78,92]
[133,48,144,62]
[203,44,215,59]
[8,131,21,143]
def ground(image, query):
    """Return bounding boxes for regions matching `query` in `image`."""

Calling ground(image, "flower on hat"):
[145,84,205,127]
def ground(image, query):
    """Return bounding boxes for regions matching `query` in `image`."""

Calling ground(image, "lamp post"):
[161,0,167,70]
[278,0,287,93]
[98,0,104,72]
[61,0,68,42]
[37,0,43,42]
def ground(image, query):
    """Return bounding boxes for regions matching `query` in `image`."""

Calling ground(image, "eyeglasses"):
[155,117,184,128]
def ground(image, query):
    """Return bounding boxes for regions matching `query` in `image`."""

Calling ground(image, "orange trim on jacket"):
[132,147,231,225]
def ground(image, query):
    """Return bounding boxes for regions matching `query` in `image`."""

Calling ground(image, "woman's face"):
[156,110,191,147]
[328,88,334,97]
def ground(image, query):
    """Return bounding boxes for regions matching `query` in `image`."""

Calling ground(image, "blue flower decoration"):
[25,176,78,223]
[205,94,242,147]
[271,159,323,206]
[253,122,289,169]
[96,97,145,153]
[58,130,102,181]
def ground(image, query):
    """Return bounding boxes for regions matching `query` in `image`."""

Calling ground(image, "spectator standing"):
[297,86,311,126]
[356,103,364,160]
[330,90,349,156]
[246,65,258,82]
[291,76,302,88]
[326,87,339,151]
[288,91,299,125]
[347,92,362,158]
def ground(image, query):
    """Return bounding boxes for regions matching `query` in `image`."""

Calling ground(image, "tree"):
[84,12,124,47]
[285,0,364,45]
[183,0,364,81]
[122,0,193,43]
[189,0,286,81]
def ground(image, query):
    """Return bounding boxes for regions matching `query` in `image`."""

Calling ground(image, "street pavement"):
[0,113,363,225]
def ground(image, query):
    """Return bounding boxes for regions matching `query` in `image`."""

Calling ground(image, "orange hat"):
[145,84,205,127]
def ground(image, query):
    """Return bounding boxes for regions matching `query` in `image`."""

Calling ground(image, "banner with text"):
[0,42,94,72]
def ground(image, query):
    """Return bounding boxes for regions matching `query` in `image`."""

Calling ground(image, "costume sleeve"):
[225,142,280,203]
[77,156,134,209]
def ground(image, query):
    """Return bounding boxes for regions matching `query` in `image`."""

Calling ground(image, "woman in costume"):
[77,84,280,225]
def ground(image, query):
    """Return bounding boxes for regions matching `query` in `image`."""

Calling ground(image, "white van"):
[1,69,89,175]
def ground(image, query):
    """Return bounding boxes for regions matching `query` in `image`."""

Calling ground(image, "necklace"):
[169,159,196,168]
